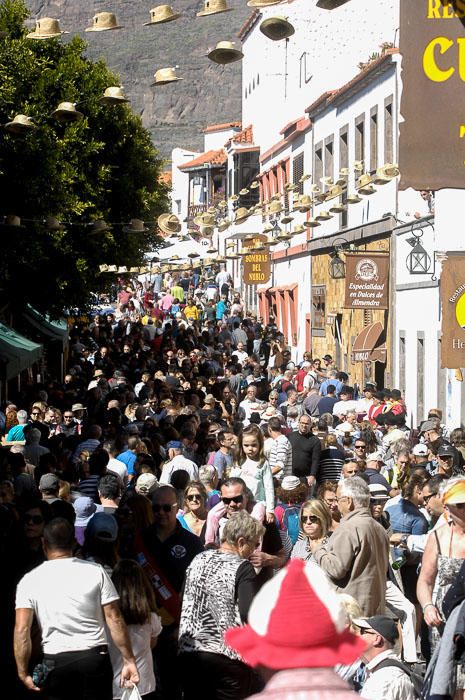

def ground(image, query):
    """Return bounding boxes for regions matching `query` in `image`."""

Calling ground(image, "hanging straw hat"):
[99,264,110,272]
[335,167,349,186]
[85,12,123,32]
[280,214,294,225]
[316,210,333,221]
[294,194,313,213]
[194,213,215,226]
[225,559,366,669]
[129,266,140,273]
[304,217,321,228]
[90,220,111,234]
[207,41,243,65]
[51,102,83,122]
[347,193,362,204]
[250,180,259,189]
[218,219,231,232]
[100,86,129,104]
[26,17,69,39]
[356,173,376,195]
[117,266,128,273]
[239,188,249,196]
[123,219,149,233]
[292,224,305,235]
[151,67,183,85]
[325,184,343,200]
[158,213,181,234]
[247,0,282,6]
[4,114,36,134]
[329,202,346,214]
[108,265,117,272]
[300,173,312,182]
[199,224,214,236]
[234,207,250,225]
[3,215,25,228]
[267,201,283,215]
[260,16,295,41]
[373,163,400,185]
[144,5,181,24]
[45,216,65,231]
[197,0,233,16]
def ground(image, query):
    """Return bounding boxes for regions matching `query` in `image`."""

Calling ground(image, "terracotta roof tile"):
[179,149,227,170]
[238,9,260,40]
[159,171,172,184]
[203,122,241,134]
[233,124,254,144]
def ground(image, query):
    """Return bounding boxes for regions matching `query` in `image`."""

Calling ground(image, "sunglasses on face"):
[153,503,177,513]
[354,445,366,450]
[24,514,44,525]
[186,494,202,502]
[423,492,438,505]
[301,515,320,524]
[64,415,74,419]
[359,628,377,636]
[31,412,40,417]
[222,495,243,505]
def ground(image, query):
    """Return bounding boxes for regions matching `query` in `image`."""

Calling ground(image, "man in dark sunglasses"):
[141,485,203,699]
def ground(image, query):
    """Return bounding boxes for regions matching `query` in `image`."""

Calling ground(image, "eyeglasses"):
[186,494,202,502]
[152,503,177,513]
[24,514,44,525]
[301,515,320,524]
[31,412,40,416]
[354,445,366,450]
[439,455,453,461]
[64,415,74,419]
[370,498,387,505]
[359,628,377,636]
[423,492,438,505]
[221,495,244,505]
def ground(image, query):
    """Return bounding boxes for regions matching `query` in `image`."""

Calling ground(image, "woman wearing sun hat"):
[225,559,364,698]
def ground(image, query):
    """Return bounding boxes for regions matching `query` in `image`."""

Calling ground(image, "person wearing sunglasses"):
[178,482,208,539]
[290,499,332,562]
[141,485,203,699]
[17,499,51,576]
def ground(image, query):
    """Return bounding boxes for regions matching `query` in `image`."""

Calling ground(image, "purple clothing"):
[248,668,359,700]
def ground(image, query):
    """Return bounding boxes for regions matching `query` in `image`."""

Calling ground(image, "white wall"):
[204,127,240,152]
[171,147,198,231]
[242,0,399,155]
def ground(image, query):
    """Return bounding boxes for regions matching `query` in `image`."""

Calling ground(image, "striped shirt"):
[317,446,345,483]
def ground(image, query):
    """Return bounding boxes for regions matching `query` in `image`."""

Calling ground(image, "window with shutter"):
[293,152,304,195]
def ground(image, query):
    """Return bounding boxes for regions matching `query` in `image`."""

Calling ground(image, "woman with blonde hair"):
[290,498,332,562]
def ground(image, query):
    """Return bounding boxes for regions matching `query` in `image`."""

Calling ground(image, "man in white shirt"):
[355,383,376,417]
[232,341,249,366]
[332,386,358,420]
[238,385,264,427]
[14,518,139,698]
[159,441,199,484]
[354,615,416,700]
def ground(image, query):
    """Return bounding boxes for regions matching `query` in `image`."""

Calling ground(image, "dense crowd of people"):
[3,269,465,699]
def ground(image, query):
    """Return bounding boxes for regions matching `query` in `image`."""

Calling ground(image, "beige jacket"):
[313,507,389,616]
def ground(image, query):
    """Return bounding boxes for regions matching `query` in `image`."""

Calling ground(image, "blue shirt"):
[320,379,343,397]
[385,498,429,536]
[116,450,138,476]
[6,425,26,441]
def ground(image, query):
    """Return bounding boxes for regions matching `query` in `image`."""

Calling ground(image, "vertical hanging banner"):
[440,254,465,368]
[399,0,465,190]
[242,234,271,285]
[343,252,390,309]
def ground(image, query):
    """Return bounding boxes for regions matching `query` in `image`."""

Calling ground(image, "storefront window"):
[312,285,326,333]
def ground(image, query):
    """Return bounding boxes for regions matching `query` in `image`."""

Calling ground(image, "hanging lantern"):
[329,252,346,279]
[406,238,431,275]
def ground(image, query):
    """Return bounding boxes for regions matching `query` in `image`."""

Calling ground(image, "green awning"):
[24,305,69,350]
[0,323,43,381]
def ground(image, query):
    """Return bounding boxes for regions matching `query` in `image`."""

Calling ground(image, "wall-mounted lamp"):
[405,222,438,280]
[329,237,351,279]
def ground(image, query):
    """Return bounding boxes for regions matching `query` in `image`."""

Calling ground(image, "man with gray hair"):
[312,476,389,616]
[6,409,28,442]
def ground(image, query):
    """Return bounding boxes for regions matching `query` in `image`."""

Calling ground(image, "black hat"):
[352,615,399,644]
[437,444,456,458]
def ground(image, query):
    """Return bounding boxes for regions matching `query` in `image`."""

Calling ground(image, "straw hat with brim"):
[123,218,149,233]
[158,213,181,234]
[3,215,25,228]
[200,225,215,236]
[26,17,69,39]
[356,173,373,191]
[316,211,333,221]
[85,12,123,32]
[151,67,183,85]
[281,215,293,225]
[4,114,36,134]
[234,207,250,225]
[225,559,366,669]
[329,203,346,214]
[118,266,128,273]
[239,188,249,196]
[107,265,117,272]
[247,0,281,6]
[90,220,111,234]
[304,218,321,228]
[218,220,231,232]
[260,16,295,41]
[45,216,65,231]
[206,246,218,254]
[374,164,400,185]
[100,86,129,104]
[51,102,83,122]
[347,193,362,204]
[197,0,233,16]
[99,264,109,272]
[144,5,181,24]
[268,201,283,215]
[129,266,140,273]
[208,41,243,65]
[250,181,259,189]
[292,225,305,235]
[194,213,215,226]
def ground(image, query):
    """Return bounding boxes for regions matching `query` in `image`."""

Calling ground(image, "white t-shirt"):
[106,457,128,484]
[15,558,119,654]
[232,350,248,365]
[160,454,199,484]
[108,612,162,699]
[332,399,357,417]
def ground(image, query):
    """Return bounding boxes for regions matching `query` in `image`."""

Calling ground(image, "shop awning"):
[24,305,69,350]
[0,323,43,381]
[351,321,387,363]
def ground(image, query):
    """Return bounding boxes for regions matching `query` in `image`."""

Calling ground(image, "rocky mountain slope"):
[26,0,251,161]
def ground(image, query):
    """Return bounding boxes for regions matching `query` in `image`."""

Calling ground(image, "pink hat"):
[225,559,366,669]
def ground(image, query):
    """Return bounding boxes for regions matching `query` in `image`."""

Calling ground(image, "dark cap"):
[352,615,399,644]
[39,473,59,491]
[420,418,440,433]
[437,444,456,458]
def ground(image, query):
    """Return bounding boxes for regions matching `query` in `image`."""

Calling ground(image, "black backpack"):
[374,658,422,698]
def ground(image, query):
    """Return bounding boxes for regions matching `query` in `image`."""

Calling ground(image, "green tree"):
[0,0,168,315]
